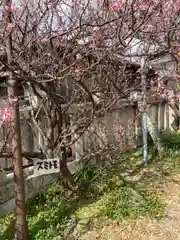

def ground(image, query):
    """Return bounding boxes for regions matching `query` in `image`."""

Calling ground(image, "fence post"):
[141,56,148,166]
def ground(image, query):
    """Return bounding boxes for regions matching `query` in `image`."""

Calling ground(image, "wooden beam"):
[0,151,44,159]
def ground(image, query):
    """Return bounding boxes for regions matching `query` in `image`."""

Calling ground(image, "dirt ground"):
[80,176,180,240]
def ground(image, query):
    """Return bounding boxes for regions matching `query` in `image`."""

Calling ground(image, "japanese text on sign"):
[33,158,60,176]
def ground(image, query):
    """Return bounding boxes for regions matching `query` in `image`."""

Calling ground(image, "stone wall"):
[0,158,96,218]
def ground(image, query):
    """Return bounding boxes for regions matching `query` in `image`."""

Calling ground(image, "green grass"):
[1,149,180,240]
[76,184,164,221]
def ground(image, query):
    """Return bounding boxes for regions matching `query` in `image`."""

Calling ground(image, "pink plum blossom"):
[41,38,50,44]
[6,23,15,33]
[176,94,180,99]
[5,5,17,13]
[4,5,11,12]
[127,143,136,149]
[0,97,18,124]
[50,0,54,9]
[9,96,18,105]
[92,27,101,41]
[109,0,125,11]
[174,0,180,11]
[2,107,12,122]
[119,123,125,137]
[138,0,149,11]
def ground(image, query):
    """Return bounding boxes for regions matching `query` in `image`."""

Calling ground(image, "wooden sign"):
[33,158,60,176]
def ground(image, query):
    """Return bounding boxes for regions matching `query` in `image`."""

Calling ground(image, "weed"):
[158,130,180,156]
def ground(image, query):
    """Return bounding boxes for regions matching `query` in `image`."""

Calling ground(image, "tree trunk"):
[60,145,75,191]
[4,0,28,239]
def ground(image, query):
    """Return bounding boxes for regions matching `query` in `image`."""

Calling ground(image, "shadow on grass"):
[0,215,15,240]
[0,225,15,240]
[111,150,180,186]
[0,185,98,240]
[27,189,98,239]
